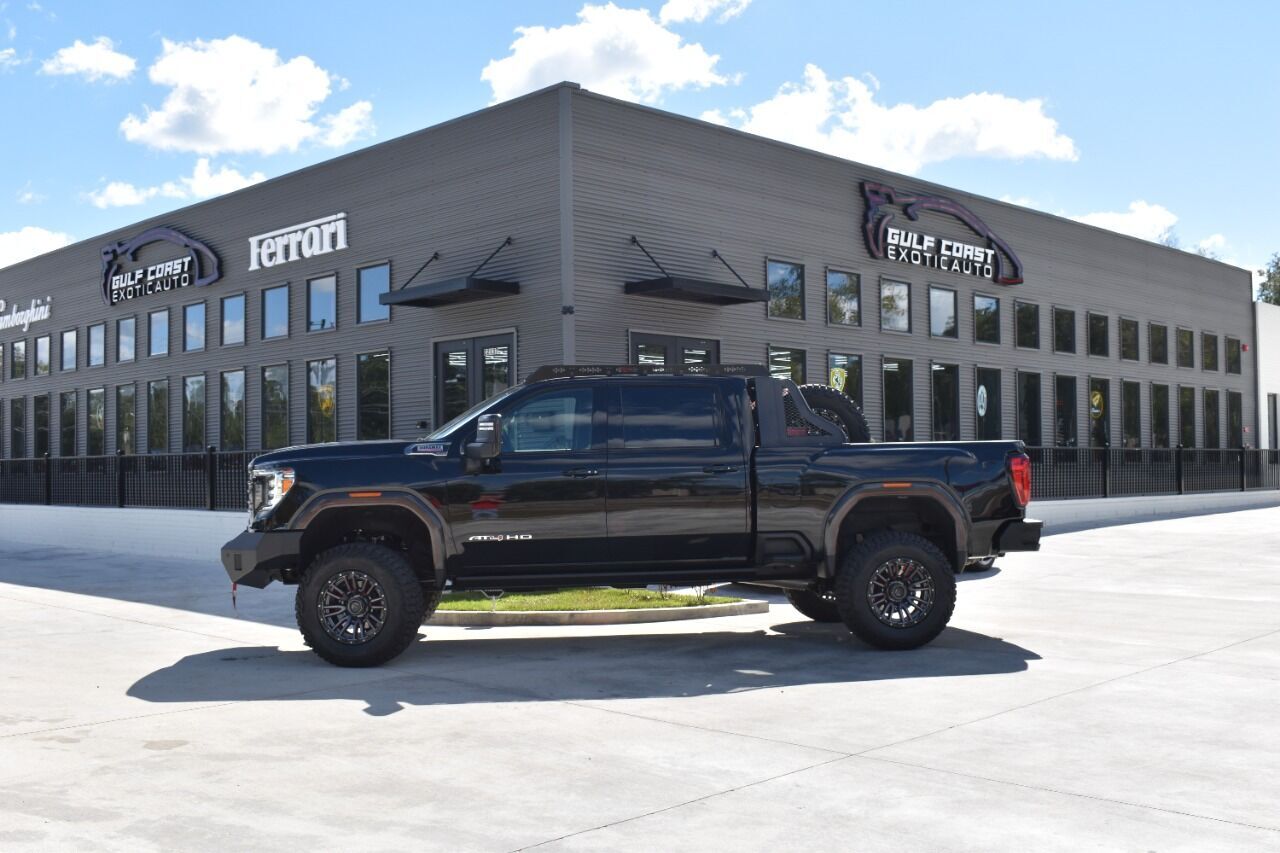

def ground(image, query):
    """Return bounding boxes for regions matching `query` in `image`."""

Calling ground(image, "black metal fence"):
[0,448,253,512]
[1028,447,1280,501]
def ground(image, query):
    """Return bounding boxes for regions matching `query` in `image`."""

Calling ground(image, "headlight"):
[250,466,295,517]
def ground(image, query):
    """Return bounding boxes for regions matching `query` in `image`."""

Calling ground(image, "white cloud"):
[40,36,136,82]
[999,194,1039,209]
[712,64,1078,175]
[482,3,730,104]
[659,0,751,24]
[120,35,374,156]
[86,158,266,209]
[1071,200,1178,242]
[1196,233,1226,254]
[0,46,18,69]
[0,225,73,270]
[17,181,44,204]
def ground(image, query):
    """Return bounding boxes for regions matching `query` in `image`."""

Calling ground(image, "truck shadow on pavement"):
[127,623,1040,716]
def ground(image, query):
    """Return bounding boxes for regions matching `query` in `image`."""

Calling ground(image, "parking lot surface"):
[1,508,1278,851]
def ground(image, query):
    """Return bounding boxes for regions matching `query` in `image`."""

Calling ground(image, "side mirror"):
[464,414,502,467]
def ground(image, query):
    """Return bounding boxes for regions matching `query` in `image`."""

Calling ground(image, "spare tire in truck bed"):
[799,384,872,443]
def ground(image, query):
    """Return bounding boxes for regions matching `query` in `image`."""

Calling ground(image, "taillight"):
[1009,453,1031,507]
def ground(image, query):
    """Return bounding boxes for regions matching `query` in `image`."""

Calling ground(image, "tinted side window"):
[503,388,594,453]
[621,385,719,449]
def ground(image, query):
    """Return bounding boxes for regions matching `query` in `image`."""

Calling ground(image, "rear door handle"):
[563,467,600,478]
[702,464,739,474]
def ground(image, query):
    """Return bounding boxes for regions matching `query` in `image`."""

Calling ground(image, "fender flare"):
[822,482,971,576]
[290,487,450,586]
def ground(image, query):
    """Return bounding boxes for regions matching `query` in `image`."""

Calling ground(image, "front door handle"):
[563,467,600,478]
[702,464,739,474]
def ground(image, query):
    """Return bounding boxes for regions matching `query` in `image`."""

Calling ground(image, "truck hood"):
[249,439,420,468]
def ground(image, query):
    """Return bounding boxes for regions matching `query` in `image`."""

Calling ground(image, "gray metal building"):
[0,82,1259,458]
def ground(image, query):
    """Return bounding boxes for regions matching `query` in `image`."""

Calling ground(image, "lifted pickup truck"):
[222,364,1040,667]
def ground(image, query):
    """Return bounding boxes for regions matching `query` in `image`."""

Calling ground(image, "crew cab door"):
[604,379,751,566]
[447,383,608,573]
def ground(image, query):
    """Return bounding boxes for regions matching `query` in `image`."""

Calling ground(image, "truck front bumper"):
[993,518,1043,553]
[221,529,304,588]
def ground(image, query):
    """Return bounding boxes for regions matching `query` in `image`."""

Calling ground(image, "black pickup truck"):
[222,364,1040,667]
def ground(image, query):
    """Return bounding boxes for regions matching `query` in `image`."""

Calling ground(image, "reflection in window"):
[1152,384,1170,449]
[767,260,804,320]
[507,388,596,451]
[620,385,718,448]
[484,344,511,399]
[358,264,391,324]
[439,348,469,424]
[1177,328,1194,368]
[183,375,206,452]
[148,380,168,453]
[1225,337,1242,375]
[183,303,205,352]
[61,329,77,371]
[1122,381,1140,448]
[116,385,136,454]
[1120,318,1139,361]
[1149,323,1168,364]
[1087,313,1109,357]
[87,389,106,455]
[974,295,1000,344]
[10,398,26,457]
[34,394,50,457]
[150,310,169,357]
[222,295,246,346]
[1202,333,1218,371]
[768,347,806,383]
[1178,386,1195,447]
[931,363,959,440]
[90,323,107,365]
[1055,376,1077,447]
[1203,389,1220,449]
[261,365,290,451]
[881,280,910,332]
[1089,378,1110,447]
[307,358,337,443]
[882,357,914,441]
[975,367,1002,439]
[35,336,50,376]
[308,276,337,332]
[1015,302,1039,349]
[930,287,957,338]
[221,370,246,451]
[263,285,289,339]
[357,351,391,440]
[60,391,76,456]
[1017,372,1041,445]
[826,270,860,326]
[10,340,25,379]
[1053,308,1076,354]
[828,353,862,406]
[118,317,135,363]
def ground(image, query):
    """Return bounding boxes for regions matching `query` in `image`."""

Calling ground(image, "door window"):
[629,333,720,368]
[502,388,593,453]
[434,334,514,427]
[620,384,719,448]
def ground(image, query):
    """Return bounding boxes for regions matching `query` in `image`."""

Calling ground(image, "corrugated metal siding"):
[0,88,563,455]
[568,90,1257,446]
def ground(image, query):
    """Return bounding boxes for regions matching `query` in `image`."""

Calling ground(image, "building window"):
[1015,301,1039,349]
[61,330,77,372]
[117,317,135,363]
[827,353,862,406]
[35,336,50,376]
[1227,390,1243,448]
[87,388,105,455]
[1149,323,1168,364]
[1271,394,1279,451]
[1121,381,1140,448]
[1203,389,1220,449]
[766,260,804,320]
[357,351,391,440]
[10,398,25,457]
[975,367,1002,439]
[307,358,337,442]
[222,294,246,346]
[1178,386,1195,447]
[183,303,206,352]
[89,323,106,366]
[880,280,910,332]
[1087,313,1109,357]
[358,264,391,324]
[1201,333,1218,371]
[974,295,1000,344]
[147,380,168,453]
[261,365,290,450]
[826,269,860,326]
[1017,372,1042,446]
[221,370,246,451]
[11,340,26,379]
[1225,337,1242,375]
[1053,308,1076,354]
[1151,384,1170,449]
[882,357,914,441]
[1089,378,1110,447]
[1176,328,1194,368]
[33,394,50,458]
[929,286,957,339]
[767,347,806,383]
[931,363,960,441]
[1055,376,1077,447]
[263,285,289,339]
[183,375,206,452]
[1120,318,1139,361]
[149,310,169,357]
[59,391,76,456]
[308,275,337,332]
[116,385,136,455]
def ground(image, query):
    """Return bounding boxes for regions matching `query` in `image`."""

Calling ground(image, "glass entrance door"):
[434,334,514,427]
[629,333,720,369]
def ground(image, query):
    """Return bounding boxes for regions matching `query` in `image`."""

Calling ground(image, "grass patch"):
[438,587,740,612]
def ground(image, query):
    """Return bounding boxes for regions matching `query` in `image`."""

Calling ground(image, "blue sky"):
[1,0,1276,284]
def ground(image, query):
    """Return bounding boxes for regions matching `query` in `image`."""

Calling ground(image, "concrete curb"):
[1034,491,1280,534]
[428,599,769,626]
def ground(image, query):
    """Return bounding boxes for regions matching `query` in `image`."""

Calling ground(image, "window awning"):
[380,276,519,308]
[623,276,769,306]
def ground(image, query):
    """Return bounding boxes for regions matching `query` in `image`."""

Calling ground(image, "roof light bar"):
[527,363,770,383]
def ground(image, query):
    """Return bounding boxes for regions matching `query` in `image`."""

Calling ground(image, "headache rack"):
[527,363,770,383]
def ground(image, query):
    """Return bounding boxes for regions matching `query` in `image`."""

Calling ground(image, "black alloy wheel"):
[834,530,956,650]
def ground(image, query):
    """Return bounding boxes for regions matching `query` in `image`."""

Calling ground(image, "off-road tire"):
[799,384,872,443]
[784,587,843,622]
[296,543,426,667]
[835,531,956,650]
[421,584,444,624]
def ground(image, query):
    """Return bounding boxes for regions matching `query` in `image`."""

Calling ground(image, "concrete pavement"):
[0,508,1278,851]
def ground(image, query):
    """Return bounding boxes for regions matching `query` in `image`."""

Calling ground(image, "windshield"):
[425,384,523,440]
